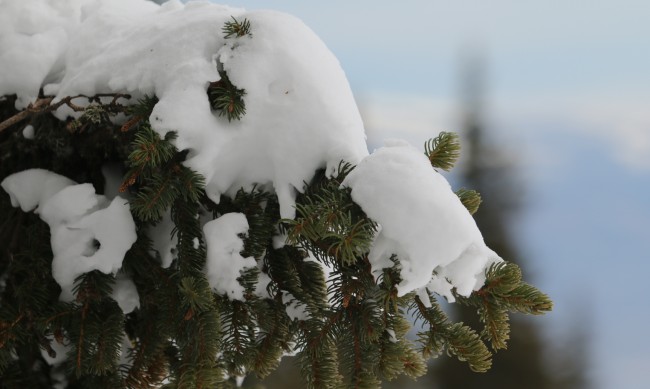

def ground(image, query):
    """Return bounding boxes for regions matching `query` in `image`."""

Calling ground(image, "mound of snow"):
[203,212,256,301]
[1,169,138,306]
[343,141,502,297]
[1,0,367,219]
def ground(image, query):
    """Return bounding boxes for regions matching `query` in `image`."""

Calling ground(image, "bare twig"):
[0,97,52,133]
[0,93,132,133]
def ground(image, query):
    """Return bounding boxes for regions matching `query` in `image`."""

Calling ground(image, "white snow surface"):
[342,141,502,297]
[0,0,368,219]
[22,125,35,139]
[40,335,70,366]
[282,292,309,321]
[203,213,256,301]
[1,169,138,305]
[112,273,140,314]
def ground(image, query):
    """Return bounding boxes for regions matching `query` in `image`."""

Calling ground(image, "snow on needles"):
[0,0,368,220]
[203,213,256,301]
[342,141,502,298]
[1,0,501,302]
[1,169,138,311]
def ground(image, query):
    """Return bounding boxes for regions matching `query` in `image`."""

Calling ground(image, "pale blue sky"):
[217,1,650,388]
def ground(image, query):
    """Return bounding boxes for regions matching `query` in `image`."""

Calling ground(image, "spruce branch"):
[122,95,158,132]
[251,298,293,378]
[453,262,553,350]
[297,315,343,389]
[222,16,252,38]
[412,294,492,372]
[456,188,482,215]
[208,71,247,121]
[424,131,461,171]
[481,262,553,314]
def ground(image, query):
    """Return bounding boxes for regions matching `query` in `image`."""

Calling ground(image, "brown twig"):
[0,97,52,133]
[0,93,132,133]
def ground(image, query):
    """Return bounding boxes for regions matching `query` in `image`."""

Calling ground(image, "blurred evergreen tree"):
[431,55,587,389]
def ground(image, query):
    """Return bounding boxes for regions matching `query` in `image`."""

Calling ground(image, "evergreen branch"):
[456,188,482,215]
[482,261,523,295]
[76,301,89,377]
[452,262,552,350]
[222,16,252,38]
[478,298,510,350]
[179,277,215,314]
[0,312,24,349]
[495,283,554,314]
[208,71,246,121]
[424,131,461,171]
[267,247,329,314]
[170,196,206,275]
[120,95,159,133]
[480,262,553,314]
[128,125,177,169]
[298,314,343,389]
[413,295,492,372]
[131,173,180,222]
[251,299,292,378]
[219,299,256,377]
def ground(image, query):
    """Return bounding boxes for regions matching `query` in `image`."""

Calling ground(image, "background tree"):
[432,55,587,389]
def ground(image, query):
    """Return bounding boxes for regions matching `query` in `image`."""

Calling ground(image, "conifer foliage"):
[0,11,551,389]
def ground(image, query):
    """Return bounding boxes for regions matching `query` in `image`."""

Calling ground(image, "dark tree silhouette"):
[432,55,587,389]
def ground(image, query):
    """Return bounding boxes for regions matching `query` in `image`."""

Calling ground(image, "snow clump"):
[1,169,138,308]
[342,140,502,298]
[203,213,257,301]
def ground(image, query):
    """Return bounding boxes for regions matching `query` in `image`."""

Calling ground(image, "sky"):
[217,1,650,388]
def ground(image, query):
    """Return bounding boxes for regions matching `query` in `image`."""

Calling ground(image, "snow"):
[0,0,95,109]
[282,292,309,321]
[40,335,70,366]
[22,125,34,139]
[0,0,367,219]
[1,169,138,306]
[385,328,398,343]
[1,168,76,212]
[203,213,257,301]
[1,1,501,305]
[112,273,140,314]
[254,269,273,299]
[342,141,502,297]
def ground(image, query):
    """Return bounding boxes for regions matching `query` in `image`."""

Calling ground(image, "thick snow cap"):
[0,0,368,219]
[342,141,502,297]
[1,0,501,303]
